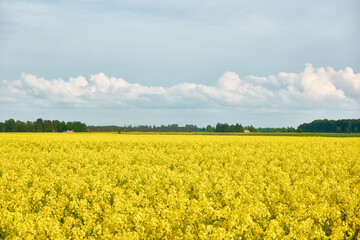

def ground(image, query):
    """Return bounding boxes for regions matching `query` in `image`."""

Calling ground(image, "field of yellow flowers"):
[0,133,359,239]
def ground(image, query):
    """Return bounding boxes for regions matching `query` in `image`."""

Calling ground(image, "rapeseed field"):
[0,133,359,239]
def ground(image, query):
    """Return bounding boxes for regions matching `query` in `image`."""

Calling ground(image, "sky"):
[0,0,359,127]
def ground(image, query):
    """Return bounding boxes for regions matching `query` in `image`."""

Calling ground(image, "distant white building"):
[244,129,250,133]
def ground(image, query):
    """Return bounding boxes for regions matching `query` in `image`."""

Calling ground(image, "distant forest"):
[89,123,258,133]
[0,118,87,132]
[0,118,359,133]
[298,119,360,133]
[206,123,258,133]
[88,124,200,132]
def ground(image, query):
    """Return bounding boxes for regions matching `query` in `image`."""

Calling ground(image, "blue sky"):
[0,0,359,127]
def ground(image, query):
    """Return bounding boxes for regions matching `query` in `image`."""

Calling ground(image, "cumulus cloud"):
[1,64,359,111]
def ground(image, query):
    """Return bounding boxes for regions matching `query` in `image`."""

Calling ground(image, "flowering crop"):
[0,133,359,239]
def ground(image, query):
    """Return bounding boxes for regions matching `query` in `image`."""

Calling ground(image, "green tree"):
[206,125,214,132]
[26,121,34,132]
[215,123,230,132]
[35,118,44,132]
[15,120,26,132]
[236,123,244,132]
[245,125,258,132]
[5,119,16,132]
[47,124,54,132]
[44,120,53,132]
[66,121,87,132]
[52,120,60,132]
[58,121,67,132]
[298,119,360,133]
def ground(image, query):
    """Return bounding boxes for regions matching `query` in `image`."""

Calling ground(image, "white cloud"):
[299,64,346,101]
[1,64,359,111]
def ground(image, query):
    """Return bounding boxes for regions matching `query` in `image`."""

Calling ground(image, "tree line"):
[297,119,360,133]
[0,118,87,132]
[88,124,201,132]
[89,123,258,133]
[206,123,258,132]
[257,127,296,132]
[1,118,359,133]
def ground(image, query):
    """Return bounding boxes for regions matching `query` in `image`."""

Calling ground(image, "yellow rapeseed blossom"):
[0,133,359,239]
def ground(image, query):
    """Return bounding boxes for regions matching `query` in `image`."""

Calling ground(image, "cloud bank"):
[1,64,359,111]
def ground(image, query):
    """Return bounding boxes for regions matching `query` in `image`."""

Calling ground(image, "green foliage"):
[0,119,87,132]
[214,123,248,132]
[1,118,359,134]
[5,119,16,132]
[206,125,214,132]
[89,125,199,132]
[298,119,360,133]
[258,127,296,132]
[66,121,87,132]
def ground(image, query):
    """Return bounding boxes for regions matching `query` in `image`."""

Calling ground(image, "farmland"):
[0,133,359,239]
